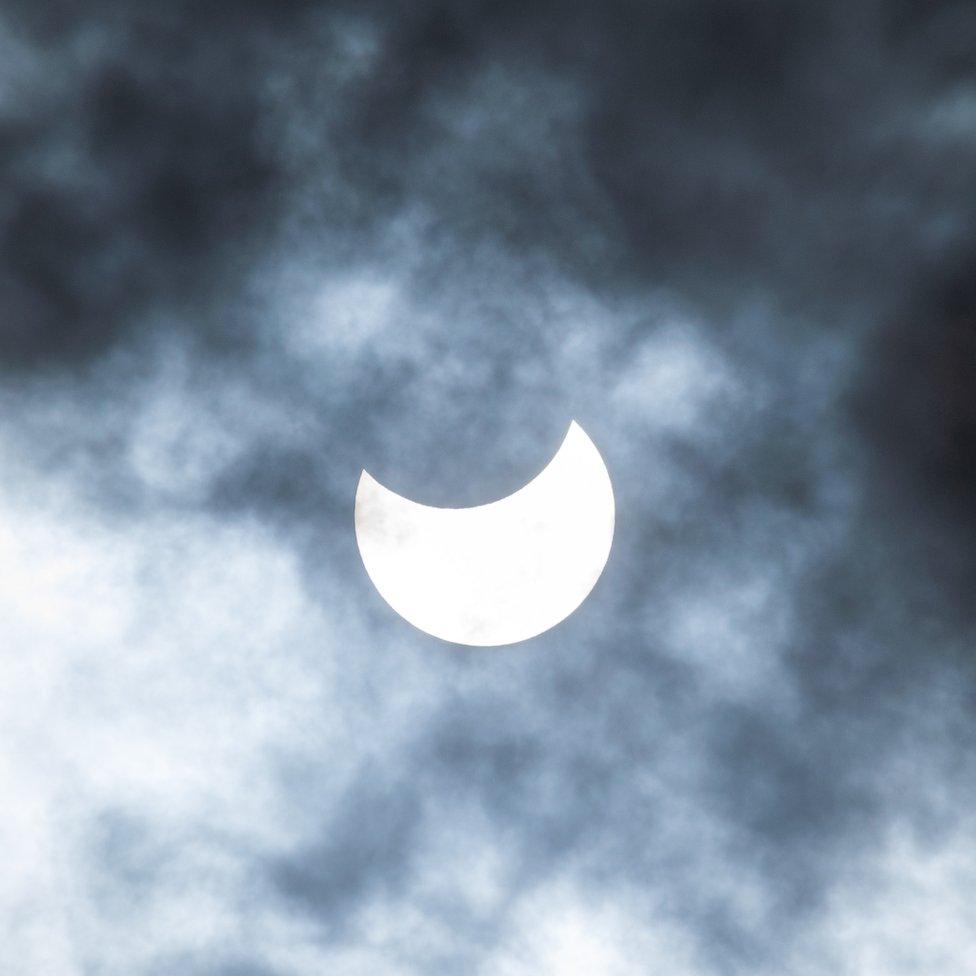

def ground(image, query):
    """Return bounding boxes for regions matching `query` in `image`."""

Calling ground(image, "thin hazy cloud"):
[1,2,975,974]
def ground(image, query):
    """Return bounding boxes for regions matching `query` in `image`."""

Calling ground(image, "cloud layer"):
[1,2,975,973]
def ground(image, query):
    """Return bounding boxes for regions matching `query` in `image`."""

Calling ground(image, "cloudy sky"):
[2,1,976,973]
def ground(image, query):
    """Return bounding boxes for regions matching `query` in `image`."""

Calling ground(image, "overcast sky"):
[2,2,976,974]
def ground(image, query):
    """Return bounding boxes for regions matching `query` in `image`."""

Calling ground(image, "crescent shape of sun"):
[354,421,615,646]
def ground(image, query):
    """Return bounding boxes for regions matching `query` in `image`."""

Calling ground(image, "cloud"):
[1,2,975,974]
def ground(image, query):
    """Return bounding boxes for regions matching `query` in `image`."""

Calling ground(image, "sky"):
[1,1,976,973]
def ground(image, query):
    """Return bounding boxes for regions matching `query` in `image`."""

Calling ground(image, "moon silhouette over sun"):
[354,421,615,646]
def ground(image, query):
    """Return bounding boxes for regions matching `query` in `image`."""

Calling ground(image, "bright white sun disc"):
[354,421,615,646]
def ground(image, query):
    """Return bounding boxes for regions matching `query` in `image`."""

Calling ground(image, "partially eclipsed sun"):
[354,421,615,646]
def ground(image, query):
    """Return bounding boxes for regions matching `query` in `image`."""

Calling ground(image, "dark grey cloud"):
[2,1,975,974]
[0,1,299,371]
